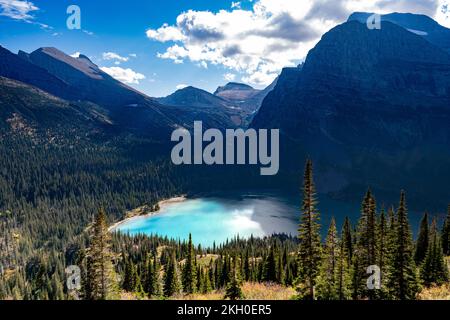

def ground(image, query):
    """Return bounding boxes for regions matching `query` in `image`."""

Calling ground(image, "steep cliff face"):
[251,19,450,207]
[348,12,450,54]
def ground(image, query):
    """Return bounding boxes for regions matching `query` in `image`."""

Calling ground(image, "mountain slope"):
[251,19,450,208]
[158,86,251,127]
[214,82,276,115]
[0,76,112,143]
[348,12,450,54]
[0,46,74,100]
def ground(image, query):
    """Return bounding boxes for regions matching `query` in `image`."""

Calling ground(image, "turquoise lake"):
[112,191,375,247]
[114,193,366,246]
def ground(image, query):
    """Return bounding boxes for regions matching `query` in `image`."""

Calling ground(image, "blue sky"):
[1,0,449,97]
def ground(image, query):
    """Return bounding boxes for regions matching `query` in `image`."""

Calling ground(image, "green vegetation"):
[1,150,449,300]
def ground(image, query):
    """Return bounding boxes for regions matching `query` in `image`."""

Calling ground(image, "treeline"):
[1,158,450,300]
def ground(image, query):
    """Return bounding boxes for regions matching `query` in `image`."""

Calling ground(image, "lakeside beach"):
[109,196,187,232]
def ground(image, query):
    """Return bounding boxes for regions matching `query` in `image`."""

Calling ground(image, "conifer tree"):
[123,259,137,292]
[342,217,353,264]
[297,159,321,300]
[224,256,244,300]
[263,245,277,283]
[87,208,117,300]
[163,252,181,297]
[182,234,197,294]
[442,205,450,256]
[336,224,352,300]
[420,218,449,287]
[152,254,161,296]
[144,254,160,297]
[386,192,419,300]
[316,218,339,300]
[414,213,429,265]
[243,250,251,282]
[377,208,389,299]
[353,190,377,299]
[377,209,387,277]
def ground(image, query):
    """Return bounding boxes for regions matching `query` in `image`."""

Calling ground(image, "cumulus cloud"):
[103,52,129,62]
[70,52,81,58]
[0,0,38,20]
[146,0,447,87]
[100,67,146,85]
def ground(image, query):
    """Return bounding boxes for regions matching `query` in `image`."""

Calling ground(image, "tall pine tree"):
[316,218,339,300]
[87,208,117,300]
[414,213,429,265]
[182,234,197,294]
[163,251,181,297]
[296,159,321,300]
[420,218,449,286]
[353,190,378,299]
[386,192,419,300]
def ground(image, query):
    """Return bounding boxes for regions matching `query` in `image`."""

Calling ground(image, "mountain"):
[157,86,245,127]
[0,76,112,143]
[214,81,277,115]
[0,46,74,100]
[251,17,450,208]
[1,46,243,139]
[348,12,450,54]
[159,86,234,109]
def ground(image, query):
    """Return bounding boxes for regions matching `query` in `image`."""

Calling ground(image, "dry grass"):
[170,282,296,301]
[419,284,450,300]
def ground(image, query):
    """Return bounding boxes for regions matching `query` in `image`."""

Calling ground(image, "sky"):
[0,0,449,97]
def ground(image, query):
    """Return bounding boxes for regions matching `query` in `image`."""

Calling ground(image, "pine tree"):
[386,192,419,300]
[243,249,251,282]
[263,245,277,283]
[316,218,339,300]
[336,224,352,300]
[123,258,137,292]
[353,190,378,299]
[143,253,161,298]
[182,234,197,294]
[296,159,322,300]
[342,217,353,264]
[152,254,161,296]
[414,213,429,265]
[163,252,181,297]
[377,208,389,299]
[420,218,449,287]
[224,256,244,300]
[442,205,450,256]
[87,208,117,300]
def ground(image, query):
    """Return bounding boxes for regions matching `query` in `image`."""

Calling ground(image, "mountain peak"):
[214,82,254,95]
[30,47,104,80]
[348,12,450,53]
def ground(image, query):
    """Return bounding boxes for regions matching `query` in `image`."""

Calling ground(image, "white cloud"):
[0,0,38,20]
[224,73,236,81]
[70,52,81,58]
[176,84,189,90]
[146,23,186,41]
[231,2,241,9]
[129,53,137,58]
[146,0,445,87]
[102,52,129,62]
[100,67,146,85]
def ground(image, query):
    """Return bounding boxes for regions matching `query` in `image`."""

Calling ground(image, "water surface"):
[114,191,365,247]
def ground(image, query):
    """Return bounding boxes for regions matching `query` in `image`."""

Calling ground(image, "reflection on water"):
[113,191,421,247]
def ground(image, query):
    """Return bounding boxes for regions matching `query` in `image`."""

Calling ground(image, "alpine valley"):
[1,11,450,301]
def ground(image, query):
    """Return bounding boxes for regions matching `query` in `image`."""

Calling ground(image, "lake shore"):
[109,195,187,232]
